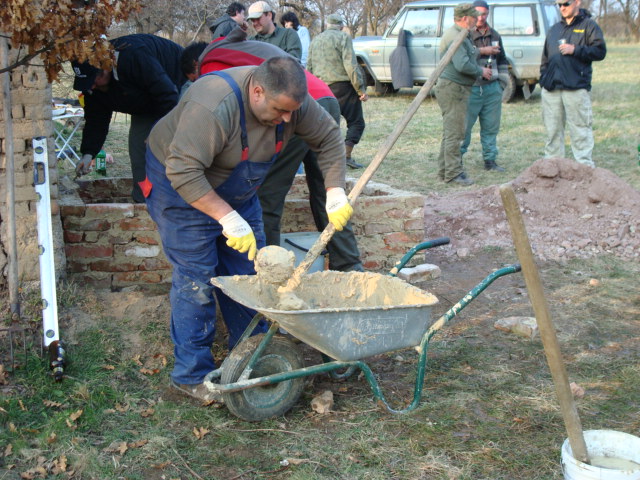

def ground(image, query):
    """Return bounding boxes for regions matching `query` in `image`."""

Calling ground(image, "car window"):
[388,9,409,37]
[493,6,537,35]
[400,8,440,37]
[542,4,561,28]
[441,7,455,34]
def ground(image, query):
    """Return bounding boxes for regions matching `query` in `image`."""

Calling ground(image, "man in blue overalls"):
[142,57,352,402]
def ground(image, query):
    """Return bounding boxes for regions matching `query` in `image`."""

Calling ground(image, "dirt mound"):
[424,157,640,261]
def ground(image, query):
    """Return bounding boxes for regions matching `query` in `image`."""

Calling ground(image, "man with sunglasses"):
[540,0,606,167]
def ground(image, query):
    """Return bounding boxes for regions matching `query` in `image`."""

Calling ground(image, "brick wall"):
[0,42,65,286]
[59,176,426,290]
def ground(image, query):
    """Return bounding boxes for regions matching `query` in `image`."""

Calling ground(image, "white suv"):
[353,0,560,101]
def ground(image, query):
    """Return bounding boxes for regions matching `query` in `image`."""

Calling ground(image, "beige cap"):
[247,1,273,19]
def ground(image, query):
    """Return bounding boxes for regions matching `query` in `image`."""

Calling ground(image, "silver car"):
[353,0,560,101]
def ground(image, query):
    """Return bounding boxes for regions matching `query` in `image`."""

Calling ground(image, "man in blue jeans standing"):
[460,0,509,172]
[142,57,353,403]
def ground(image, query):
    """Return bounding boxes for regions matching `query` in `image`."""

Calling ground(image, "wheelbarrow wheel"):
[220,334,305,421]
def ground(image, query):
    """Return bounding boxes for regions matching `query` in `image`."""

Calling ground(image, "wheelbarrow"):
[205,238,522,421]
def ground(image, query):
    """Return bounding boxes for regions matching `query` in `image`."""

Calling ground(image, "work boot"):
[449,172,474,186]
[170,378,224,405]
[345,144,364,169]
[484,160,505,172]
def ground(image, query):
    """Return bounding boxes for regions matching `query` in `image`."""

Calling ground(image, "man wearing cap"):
[540,0,606,167]
[71,34,185,203]
[246,1,302,59]
[460,0,508,173]
[307,13,369,170]
[435,4,492,186]
[143,56,353,402]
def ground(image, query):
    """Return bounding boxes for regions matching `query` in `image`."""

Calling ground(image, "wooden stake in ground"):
[499,183,590,465]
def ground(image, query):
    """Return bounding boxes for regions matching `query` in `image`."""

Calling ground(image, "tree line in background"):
[123,0,639,43]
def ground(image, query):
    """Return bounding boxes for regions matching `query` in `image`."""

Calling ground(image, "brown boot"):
[345,144,364,169]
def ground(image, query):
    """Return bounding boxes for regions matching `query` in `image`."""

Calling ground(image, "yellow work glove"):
[326,187,353,231]
[219,210,257,261]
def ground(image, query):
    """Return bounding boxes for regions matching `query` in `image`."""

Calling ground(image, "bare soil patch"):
[424,157,639,262]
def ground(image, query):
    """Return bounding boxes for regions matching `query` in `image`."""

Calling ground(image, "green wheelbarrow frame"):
[205,238,521,419]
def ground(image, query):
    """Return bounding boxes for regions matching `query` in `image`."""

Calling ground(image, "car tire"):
[375,81,399,95]
[501,72,516,103]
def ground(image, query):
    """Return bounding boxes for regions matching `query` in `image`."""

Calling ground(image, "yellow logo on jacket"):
[573,29,585,33]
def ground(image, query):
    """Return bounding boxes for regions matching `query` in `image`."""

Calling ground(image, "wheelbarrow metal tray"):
[212,271,438,361]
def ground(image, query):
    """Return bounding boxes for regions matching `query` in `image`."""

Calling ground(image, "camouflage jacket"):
[307,28,365,96]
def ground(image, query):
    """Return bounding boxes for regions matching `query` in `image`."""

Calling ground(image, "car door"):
[396,7,441,82]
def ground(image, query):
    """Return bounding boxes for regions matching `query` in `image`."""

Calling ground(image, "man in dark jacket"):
[71,34,185,202]
[208,2,247,38]
[540,0,606,167]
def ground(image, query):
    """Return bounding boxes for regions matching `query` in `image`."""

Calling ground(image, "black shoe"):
[484,161,505,172]
[450,172,474,186]
[346,158,364,169]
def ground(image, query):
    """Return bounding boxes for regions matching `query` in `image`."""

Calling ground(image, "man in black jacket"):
[72,34,185,202]
[540,0,606,168]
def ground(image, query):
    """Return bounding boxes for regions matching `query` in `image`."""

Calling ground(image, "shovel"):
[279,28,471,293]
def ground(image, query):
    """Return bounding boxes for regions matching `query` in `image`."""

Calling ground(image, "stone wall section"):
[59,176,426,289]
[0,44,65,286]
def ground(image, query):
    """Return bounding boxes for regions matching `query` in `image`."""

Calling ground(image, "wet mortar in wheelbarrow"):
[205,241,521,421]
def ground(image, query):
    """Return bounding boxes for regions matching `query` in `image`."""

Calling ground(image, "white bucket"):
[280,232,325,273]
[562,430,640,480]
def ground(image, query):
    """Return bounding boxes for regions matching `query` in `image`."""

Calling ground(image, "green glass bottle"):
[96,150,107,176]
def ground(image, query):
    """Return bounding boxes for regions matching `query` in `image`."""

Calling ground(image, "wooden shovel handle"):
[500,184,590,464]
[283,29,471,291]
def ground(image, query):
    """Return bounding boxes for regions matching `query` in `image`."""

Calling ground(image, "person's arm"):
[79,95,112,158]
[283,28,302,60]
[341,35,367,97]
[573,20,606,62]
[451,40,483,77]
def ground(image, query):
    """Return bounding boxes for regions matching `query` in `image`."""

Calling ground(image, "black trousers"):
[328,81,366,146]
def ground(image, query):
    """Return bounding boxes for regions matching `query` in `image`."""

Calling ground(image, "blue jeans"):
[145,150,268,385]
[460,81,503,164]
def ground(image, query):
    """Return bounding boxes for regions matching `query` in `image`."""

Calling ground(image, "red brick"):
[136,235,159,245]
[64,231,84,243]
[63,217,111,231]
[65,244,114,259]
[363,260,382,270]
[60,205,86,216]
[66,260,89,273]
[109,233,134,245]
[403,218,424,231]
[140,257,172,271]
[117,217,157,231]
[89,260,139,272]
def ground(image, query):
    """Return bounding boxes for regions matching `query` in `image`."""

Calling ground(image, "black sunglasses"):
[557,1,573,6]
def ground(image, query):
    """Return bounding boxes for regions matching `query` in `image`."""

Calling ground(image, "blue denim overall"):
[144,71,284,385]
